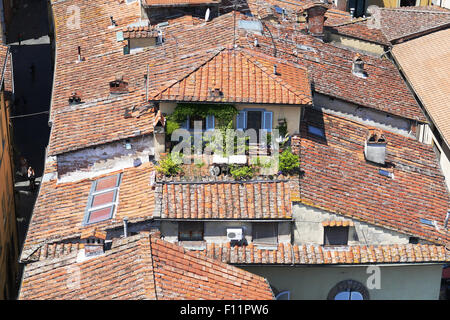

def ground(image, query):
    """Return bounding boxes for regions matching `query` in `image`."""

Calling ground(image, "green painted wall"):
[242,264,443,300]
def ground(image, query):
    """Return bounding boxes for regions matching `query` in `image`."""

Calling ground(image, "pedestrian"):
[28,166,35,191]
[19,156,28,176]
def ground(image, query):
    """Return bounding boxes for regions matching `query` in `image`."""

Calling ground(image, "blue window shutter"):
[263,111,273,132]
[181,116,189,130]
[206,115,215,131]
[236,111,246,130]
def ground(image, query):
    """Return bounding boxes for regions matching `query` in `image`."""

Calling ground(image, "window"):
[181,115,215,131]
[324,226,349,246]
[178,222,204,241]
[252,223,278,245]
[83,174,122,225]
[307,125,325,138]
[327,280,370,300]
[236,110,273,132]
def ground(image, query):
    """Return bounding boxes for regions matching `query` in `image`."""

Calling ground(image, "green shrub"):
[279,148,300,174]
[156,153,183,176]
[166,119,180,136]
[229,165,254,180]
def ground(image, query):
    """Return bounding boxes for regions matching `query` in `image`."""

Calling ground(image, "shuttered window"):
[252,223,278,245]
[236,111,246,130]
[263,111,273,132]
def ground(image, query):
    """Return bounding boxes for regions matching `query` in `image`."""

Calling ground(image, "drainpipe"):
[123,217,128,238]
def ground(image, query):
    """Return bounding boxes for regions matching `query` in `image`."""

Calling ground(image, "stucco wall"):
[293,203,411,245]
[327,33,385,56]
[160,220,292,245]
[242,264,443,300]
[313,93,414,138]
[57,135,154,182]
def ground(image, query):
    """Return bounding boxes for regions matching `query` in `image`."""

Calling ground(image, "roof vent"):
[352,54,368,79]
[76,46,84,63]
[110,76,128,94]
[273,65,278,75]
[364,129,386,165]
[68,92,82,104]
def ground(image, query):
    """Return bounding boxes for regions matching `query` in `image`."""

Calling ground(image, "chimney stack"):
[352,54,368,78]
[81,229,107,257]
[304,2,330,38]
[123,217,128,238]
[364,128,387,165]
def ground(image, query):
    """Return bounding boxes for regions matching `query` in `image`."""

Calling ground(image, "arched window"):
[327,280,370,300]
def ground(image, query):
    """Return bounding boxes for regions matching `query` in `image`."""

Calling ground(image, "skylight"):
[83,173,122,225]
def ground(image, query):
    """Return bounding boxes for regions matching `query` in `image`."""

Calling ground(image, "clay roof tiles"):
[198,242,450,265]
[155,178,296,219]
[21,162,156,262]
[297,108,450,245]
[19,233,274,300]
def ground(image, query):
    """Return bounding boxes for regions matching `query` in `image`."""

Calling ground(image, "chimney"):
[68,91,82,104]
[364,128,386,165]
[81,229,106,257]
[109,76,128,94]
[77,46,84,63]
[352,54,368,78]
[304,2,330,38]
[273,64,278,75]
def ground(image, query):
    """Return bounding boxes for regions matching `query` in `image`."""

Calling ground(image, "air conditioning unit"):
[227,228,243,241]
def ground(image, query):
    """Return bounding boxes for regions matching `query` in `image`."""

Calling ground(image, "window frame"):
[178,221,205,242]
[83,173,122,226]
[323,226,349,246]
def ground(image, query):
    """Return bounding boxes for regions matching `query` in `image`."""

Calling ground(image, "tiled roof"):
[123,25,159,39]
[378,7,450,42]
[297,108,450,245]
[143,0,220,6]
[327,19,390,45]
[48,95,155,155]
[48,0,238,155]
[392,28,450,149]
[19,233,274,300]
[242,27,426,122]
[151,47,313,105]
[21,163,156,262]
[155,177,296,219]
[0,44,12,93]
[197,242,450,265]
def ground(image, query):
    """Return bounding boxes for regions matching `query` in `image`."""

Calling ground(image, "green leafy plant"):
[279,148,300,174]
[170,103,238,129]
[165,118,180,136]
[229,165,255,180]
[156,153,183,177]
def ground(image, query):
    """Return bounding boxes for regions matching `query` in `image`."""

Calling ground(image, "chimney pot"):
[364,129,387,165]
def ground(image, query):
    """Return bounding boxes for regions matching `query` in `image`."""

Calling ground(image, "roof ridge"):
[380,7,450,14]
[239,49,311,103]
[150,47,226,99]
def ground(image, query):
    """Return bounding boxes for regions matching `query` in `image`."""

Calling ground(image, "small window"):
[409,237,419,244]
[308,125,325,138]
[327,280,370,300]
[324,226,349,245]
[178,222,204,241]
[84,174,122,225]
[252,223,278,245]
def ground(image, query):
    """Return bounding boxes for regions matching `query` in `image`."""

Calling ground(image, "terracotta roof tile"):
[392,28,450,148]
[200,242,450,265]
[155,178,294,219]
[143,0,220,6]
[21,163,156,262]
[19,233,274,300]
[296,108,450,245]
[151,47,312,105]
